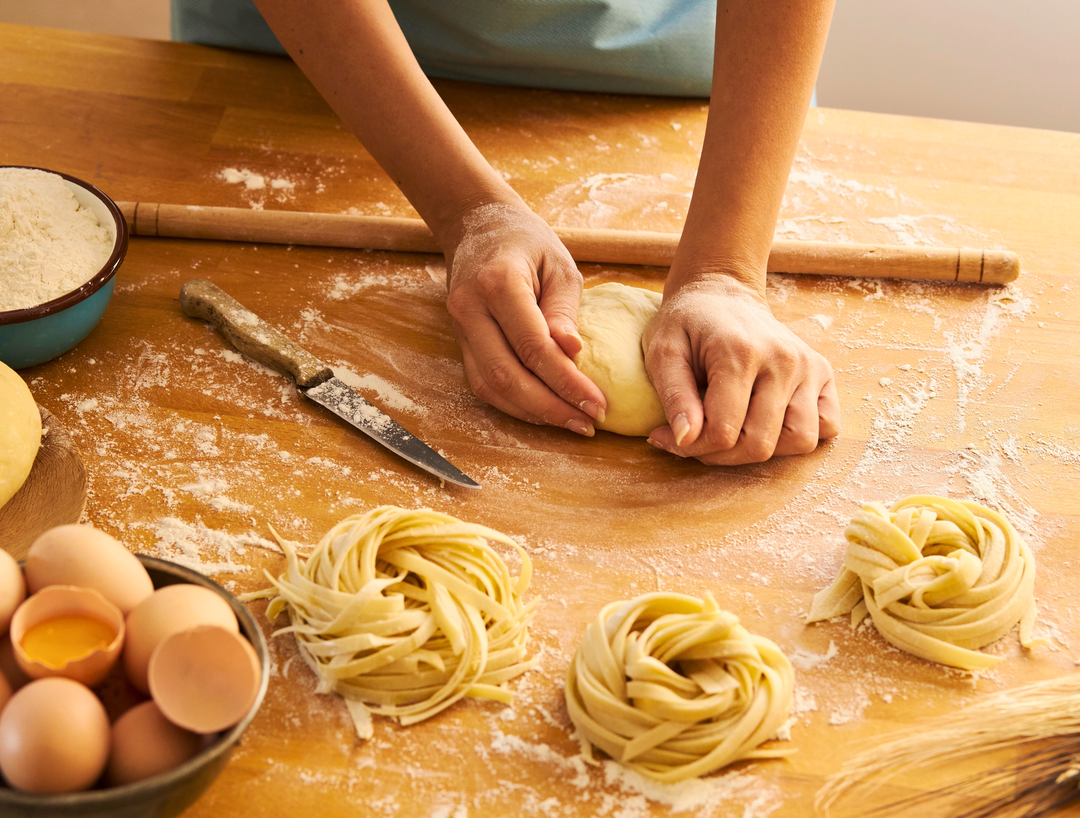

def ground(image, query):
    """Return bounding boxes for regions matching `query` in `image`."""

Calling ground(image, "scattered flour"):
[791,641,839,671]
[218,167,298,206]
[0,167,112,310]
[333,367,422,415]
[148,517,283,577]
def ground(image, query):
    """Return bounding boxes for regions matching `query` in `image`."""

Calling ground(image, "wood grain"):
[0,405,87,560]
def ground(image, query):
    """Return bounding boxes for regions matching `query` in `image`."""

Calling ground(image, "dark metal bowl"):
[0,555,269,818]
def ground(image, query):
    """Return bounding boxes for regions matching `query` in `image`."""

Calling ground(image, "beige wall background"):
[1,0,1077,134]
[0,0,171,39]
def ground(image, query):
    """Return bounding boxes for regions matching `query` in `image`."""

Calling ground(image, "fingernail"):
[581,401,606,423]
[566,418,595,437]
[672,414,690,446]
[647,437,665,450]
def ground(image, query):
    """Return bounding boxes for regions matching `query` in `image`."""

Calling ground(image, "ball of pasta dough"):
[574,282,667,436]
[0,360,42,510]
[565,591,794,783]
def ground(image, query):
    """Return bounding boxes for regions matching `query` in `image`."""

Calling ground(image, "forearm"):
[253,0,522,246]
[669,0,835,300]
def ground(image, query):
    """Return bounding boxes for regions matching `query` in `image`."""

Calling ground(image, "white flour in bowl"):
[0,167,113,311]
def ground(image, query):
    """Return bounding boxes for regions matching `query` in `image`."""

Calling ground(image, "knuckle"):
[712,423,741,451]
[546,257,582,286]
[819,414,842,439]
[444,287,467,319]
[474,266,512,299]
[726,334,759,368]
[514,335,548,372]
[466,371,496,403]
[770,344,801,374]
[788,428,820,454]
[743,435,777,463]
[482,361,518,396]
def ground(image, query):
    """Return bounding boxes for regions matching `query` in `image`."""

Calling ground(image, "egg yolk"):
[20,614,117,668]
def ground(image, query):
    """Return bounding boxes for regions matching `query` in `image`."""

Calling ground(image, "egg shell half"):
[0,677,110,793]
[107,700,202,786]
[0,549,25,635]
[26,525,153,615]
[148,625,261,734]
[10,585,125,687]
[123,584,239,694]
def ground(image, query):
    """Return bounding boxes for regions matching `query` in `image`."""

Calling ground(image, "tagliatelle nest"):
[564,592,794,784]
[245,506,537,737]
[807,495,1042,670]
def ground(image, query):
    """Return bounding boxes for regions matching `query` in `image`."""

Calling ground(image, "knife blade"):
[178,278,480,489]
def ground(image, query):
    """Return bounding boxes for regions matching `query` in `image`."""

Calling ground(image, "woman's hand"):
[643,276,840,465]
[443,203,607,435]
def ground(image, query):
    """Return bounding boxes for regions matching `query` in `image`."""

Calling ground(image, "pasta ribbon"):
[807,495,1041,670]
[565,592,794,784]
[246,506,536,737]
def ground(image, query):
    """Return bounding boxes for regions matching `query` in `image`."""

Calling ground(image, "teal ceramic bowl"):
[0,556,270,818]
[0,167,128,370]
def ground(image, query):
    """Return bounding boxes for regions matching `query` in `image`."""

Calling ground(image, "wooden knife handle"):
[179,278,334,389]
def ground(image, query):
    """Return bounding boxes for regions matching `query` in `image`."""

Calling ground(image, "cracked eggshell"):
[123,584,239,694]
[10,585,125,687]
[148,625,261,734]
[25,525,153,615]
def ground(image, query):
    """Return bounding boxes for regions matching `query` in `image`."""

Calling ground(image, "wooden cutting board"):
[0,405,87,560]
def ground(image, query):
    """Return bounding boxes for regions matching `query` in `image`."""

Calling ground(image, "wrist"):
[664,253,769,305]
[423,185,527,252]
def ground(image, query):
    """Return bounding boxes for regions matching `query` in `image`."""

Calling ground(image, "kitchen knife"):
[179,278,480,489]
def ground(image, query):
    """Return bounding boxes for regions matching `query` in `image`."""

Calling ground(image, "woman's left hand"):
[642,276,840,465]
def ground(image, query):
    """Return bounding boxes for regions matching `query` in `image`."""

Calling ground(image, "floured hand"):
[642,276,840,465]
[443,203,607,435]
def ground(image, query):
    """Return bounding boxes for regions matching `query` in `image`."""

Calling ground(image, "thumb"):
[644,335,702,448]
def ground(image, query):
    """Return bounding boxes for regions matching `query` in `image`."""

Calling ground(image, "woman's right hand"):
[442,202,607,436]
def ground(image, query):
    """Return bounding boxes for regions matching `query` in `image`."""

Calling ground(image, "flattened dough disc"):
[0,406,87,560]
[574,282,667,436]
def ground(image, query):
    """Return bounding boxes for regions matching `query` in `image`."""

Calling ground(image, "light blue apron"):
[172,0,717,97]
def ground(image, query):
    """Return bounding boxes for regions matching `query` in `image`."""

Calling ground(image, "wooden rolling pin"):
[118,202,1020,284]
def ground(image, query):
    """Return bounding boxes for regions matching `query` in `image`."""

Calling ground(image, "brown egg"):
[10,585,125,687]
[0,677,110,793]
[123,585,239,694]
[0,634,31,693]
[148,626,261,734]
[107,700,201,786]
[0,672,10,714]
[26,525,153,615]
[0,549,25,635]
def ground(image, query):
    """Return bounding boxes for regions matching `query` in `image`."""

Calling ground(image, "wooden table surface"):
[4,23,1080,818]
